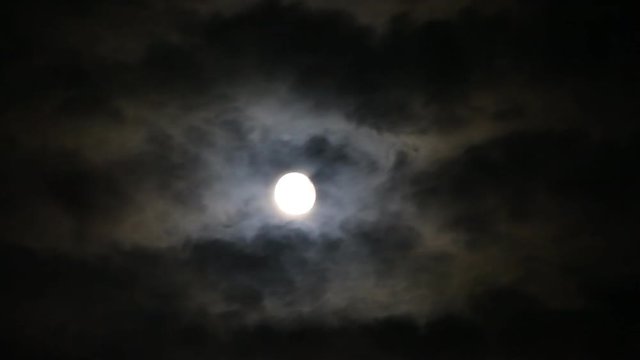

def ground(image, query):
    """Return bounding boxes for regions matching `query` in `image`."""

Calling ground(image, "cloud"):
[3,240,638,359]
[2,0,640,358]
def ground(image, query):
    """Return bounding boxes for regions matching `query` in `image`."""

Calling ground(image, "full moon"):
[273,172,316,216]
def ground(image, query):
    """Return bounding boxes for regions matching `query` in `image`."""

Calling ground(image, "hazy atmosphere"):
[2,0,639,358]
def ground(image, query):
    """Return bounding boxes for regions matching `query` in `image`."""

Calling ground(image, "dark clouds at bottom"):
[2,239,639,360]
[2,0,640,358]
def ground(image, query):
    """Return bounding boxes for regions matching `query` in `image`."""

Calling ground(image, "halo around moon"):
[273,172,316,216]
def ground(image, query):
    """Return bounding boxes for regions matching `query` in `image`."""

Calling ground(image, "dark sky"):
[2,0,640,358]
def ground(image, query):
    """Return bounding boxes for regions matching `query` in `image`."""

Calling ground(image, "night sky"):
[2,0,640,359]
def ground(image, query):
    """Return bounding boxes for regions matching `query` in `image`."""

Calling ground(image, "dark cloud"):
[3,239,638,359]
[2,0,640,358]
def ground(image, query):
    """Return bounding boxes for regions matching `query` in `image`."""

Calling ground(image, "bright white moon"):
[274,172,316,216]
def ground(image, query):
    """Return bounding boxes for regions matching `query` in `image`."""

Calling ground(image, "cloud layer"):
[2,0,640,358]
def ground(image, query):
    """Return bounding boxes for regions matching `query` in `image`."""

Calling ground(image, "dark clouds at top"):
[2,0,640,358]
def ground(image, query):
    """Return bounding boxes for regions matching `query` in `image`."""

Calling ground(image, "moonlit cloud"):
[2,0,639,358]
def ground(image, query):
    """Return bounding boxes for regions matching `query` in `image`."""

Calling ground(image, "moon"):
[273,172,316,216]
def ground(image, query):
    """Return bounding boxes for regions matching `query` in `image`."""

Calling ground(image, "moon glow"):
[273,172,316,216]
